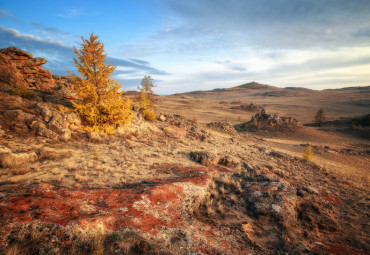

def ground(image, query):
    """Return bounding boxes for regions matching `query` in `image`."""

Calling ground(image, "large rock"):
[4,109,34,123]
[0,54,28,89]
[0,47,56,90]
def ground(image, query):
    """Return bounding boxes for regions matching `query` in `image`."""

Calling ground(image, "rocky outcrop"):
[230,103,263,112]
[236,109,302,132]
[0,91,80,140]
[0,47,56,90]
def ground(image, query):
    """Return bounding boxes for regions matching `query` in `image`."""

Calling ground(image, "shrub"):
[142,108,156,121]
[109,232,123,242]
[303,145,313,161]
[68,33,132,133]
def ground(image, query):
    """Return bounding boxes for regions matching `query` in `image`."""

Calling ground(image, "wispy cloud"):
[57,8,100,18]
[160,0,370,50]
[215,61,247,72]
[0,8,13,19]
[353,27,370,38]
[57,9,82,18]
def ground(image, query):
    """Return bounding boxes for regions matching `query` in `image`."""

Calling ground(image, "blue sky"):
[1,0,369,94]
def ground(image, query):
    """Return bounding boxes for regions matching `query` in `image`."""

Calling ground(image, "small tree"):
[68,33,132,133]
[138,75,156,120]
[314,108,326,127]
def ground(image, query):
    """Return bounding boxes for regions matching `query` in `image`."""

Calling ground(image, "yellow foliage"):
[57,104,73,113]
[303,145,313,161]
[68,33,132,133]
[138,91,156,121]
[142,108,156,121]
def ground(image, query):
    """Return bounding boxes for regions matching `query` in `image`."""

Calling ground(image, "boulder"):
[47,114,71,141]
[218,156,239,168]
[28,119,58,139]
[159,114,166,122]
[190,151,219,166]
[4,109,34,123]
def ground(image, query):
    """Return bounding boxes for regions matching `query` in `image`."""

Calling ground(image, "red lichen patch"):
[322,194,343,205]
[324,242,368,255]
[0,165,216,235]
[0,164,247,253]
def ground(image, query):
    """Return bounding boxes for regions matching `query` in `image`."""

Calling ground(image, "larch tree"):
[314,108,326,127]
[68,33,132,133]
[138,75,156,120]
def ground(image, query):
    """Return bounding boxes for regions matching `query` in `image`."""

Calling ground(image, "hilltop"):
[0,47,369,255]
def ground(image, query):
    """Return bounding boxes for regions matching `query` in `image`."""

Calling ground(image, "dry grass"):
[0,152,37,168]
[91,232,105,255]
[5,245,22,255]
[39,148,72,161]
[11,166,30,175]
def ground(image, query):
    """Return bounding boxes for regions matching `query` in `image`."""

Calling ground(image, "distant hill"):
[181,82,370,96]
[324,86,370,91]
[233,81,274,89]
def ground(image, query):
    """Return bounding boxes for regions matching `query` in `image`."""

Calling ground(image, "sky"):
[0,0,369,94]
